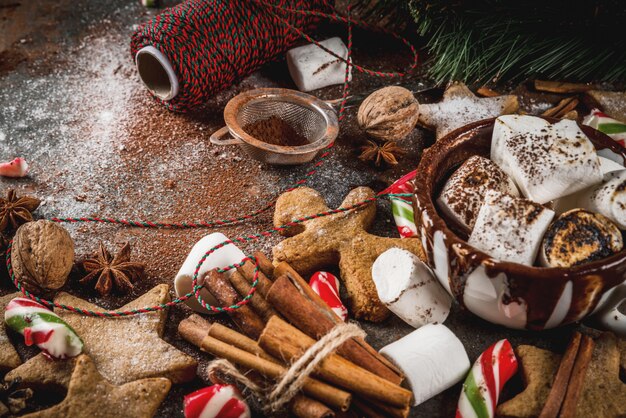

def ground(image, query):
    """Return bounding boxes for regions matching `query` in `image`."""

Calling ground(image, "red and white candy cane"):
[183,385,250,418]
[456,339,518,418]
[309,271,348,321]
[4,297,84,360]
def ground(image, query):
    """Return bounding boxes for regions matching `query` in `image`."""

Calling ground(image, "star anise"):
[359,140,405,166]
[80,242,145,296]
[0,190,40,234]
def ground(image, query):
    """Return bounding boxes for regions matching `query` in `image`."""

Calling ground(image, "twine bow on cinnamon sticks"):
[207,321,365,414]
[179,251,412,418]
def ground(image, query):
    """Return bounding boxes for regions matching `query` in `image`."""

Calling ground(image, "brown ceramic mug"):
[413,118,626,331]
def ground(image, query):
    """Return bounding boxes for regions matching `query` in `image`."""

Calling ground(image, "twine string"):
[6,0,418,318]
[6,193,411,316]
[205,322,366,413]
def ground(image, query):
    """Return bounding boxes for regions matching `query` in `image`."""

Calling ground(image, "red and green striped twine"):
[7,1,418,317]
[7,193,411,317]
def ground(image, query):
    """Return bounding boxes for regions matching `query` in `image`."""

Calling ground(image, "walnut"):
[11,220,74,292]
[357,86,420,142]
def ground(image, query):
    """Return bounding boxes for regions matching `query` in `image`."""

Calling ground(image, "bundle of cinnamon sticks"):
[178,251,412,418]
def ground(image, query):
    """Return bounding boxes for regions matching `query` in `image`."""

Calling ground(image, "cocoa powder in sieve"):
[243,116,309,147]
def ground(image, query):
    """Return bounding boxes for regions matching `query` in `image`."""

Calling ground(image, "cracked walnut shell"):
[357,86,420,142]
[12,220,74,292]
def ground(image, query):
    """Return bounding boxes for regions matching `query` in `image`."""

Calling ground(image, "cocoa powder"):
[243,116,309,147]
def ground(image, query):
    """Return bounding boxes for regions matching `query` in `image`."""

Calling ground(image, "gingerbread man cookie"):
[272,186,424,322]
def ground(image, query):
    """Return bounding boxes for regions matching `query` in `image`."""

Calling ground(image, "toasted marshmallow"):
[569,170,626,229]
[491,115,602,204]
[437,155,518,231]
[468,190,555,265]
[539,209,623,268]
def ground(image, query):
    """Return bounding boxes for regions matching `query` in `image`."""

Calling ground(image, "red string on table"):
[7,2,419,317]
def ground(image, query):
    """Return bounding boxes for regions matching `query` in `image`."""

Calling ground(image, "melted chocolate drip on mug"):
[413,118,626,330]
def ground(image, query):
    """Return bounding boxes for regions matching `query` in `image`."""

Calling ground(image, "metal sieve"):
[210,88,339,165]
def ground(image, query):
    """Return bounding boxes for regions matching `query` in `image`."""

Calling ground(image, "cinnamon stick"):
[238,260,274,298]
[534,80,594,94]
[560,335,595,418]
[228,270,279,322]
[273,263,402,375]
[273,263,401,377]
[204,270,265,340]
[178,317,351,412]
[267,271,403,385]
[200,318,335,418]
[259,316,412,408]
[476,86,501,97]
[539,332,582,418]
[253,251,275,278]
[541,97,579,119]
[207,321,277,362]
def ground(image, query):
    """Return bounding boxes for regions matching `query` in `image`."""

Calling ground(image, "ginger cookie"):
[573,333,626,418]
[498,334,626,418]
[21,355,170,418]
[587,90,626,121]
[6,285,196,388]
[272,186,424,322]
[418,82,518,140]
[496,345,561,418]
[0,293,22,372]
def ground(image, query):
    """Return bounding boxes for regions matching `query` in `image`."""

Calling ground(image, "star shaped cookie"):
[496,345,561,418]
[497,334,626,418]
[587,90,626,121]
[0,293,22,372]
[6,285,196,389]
[418,82,519,140]
[272,186,425,322]
[22,355,170,418]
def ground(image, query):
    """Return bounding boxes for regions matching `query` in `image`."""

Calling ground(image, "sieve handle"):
[210,127,243,146]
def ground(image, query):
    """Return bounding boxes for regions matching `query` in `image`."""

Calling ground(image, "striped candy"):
[456,339,518,418]
[4,297,83,359]
[381,170,418,238]
[583,109,626,147]
[183,385,250,418]
[309,271,347,321]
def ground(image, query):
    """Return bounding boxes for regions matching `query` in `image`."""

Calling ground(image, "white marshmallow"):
[469,190,555,265]
[380,324,469,406]
[174,233,247,313]
[491,115,602,204]
[372,248,451,328]
[437,155,518,230]
[599,156,625,178]
[286,37,352,92]
[570,169,626,229]
[554,158,625,214]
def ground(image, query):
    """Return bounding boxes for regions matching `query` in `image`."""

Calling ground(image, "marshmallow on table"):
[174,233,247,314]
[540,209,623,268]
[286,37,352,92]
[491,115,603,204]
[437,155,518,231]
[468,190,555,265]
[380,324,470,406]
[372,248,451,328]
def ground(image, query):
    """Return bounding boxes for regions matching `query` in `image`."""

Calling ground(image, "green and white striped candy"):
[5,297,83,360]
